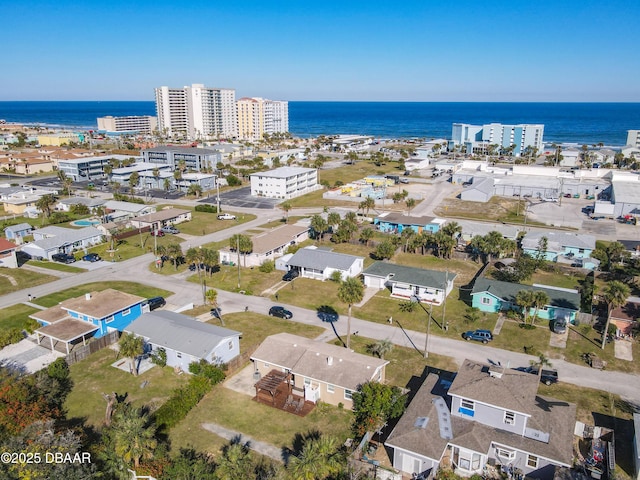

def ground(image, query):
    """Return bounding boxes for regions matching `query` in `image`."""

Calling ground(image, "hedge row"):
[194,204,218,213]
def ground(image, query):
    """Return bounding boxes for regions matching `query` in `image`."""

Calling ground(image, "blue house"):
[521,232,598,270]
[4,222,33,241]
[471,277,580,322]
[374,212,446,234]
[31,289,148,354]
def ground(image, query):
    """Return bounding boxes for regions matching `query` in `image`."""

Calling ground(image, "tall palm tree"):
[327,212,341,232]
[287,435,342,480]
[359,226,374,247]
[531,291,550,326]
[530,352,552,382]
[310,214,328,243]
[119,333,144,376]
[111,404,157,469]
[362,196,375,216]
[515,290,536,324]
[441,221,462,239]
[600,281,630,349]
[280,201,292,223]
[35,194,56,221]
[405,198,416,215]
[337,276,364,349]
[215,442,252,479]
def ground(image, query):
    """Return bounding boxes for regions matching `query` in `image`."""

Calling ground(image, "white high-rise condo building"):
[626,130,640,148]
[155,84,237,140]
[250,167,319,199]
[237,97,289,140]
[451,123,544,157]
[97,116,158,134]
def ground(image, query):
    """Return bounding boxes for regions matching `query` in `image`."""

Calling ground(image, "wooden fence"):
[65,330,120,365]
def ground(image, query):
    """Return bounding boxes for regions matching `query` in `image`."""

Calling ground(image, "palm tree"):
[530,352,552,382]
[361,196,375,216]
[110,403,157,469]
[337,276,364,349]
[405,198,416,215]
[229,234,253,267]
[359,226,374,247]
[35,194,56,221]
[185,247,204,277]
[280,201,292,223]
[205,288,217,306]
[215,442,252,479]
[163,178,171,192]
[530,291,550,325]
[441,221,462,239]
[187,183,203,198]
[515,290,536,324]
[152,167,160,188]
[367,339,393,359]
[400,228,415,253]
[119,333,144,376]
[600,281,630,349]
[327,212,341,232]
[287,435,343,480]
[310,214,328,242]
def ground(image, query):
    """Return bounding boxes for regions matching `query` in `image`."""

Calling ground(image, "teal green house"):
[471,277,580,322]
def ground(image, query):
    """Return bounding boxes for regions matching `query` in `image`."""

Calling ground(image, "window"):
[527,455,538,468]
[327,384,335,393]
[304,378,311,387]
[228,341,233,350]
[496,447,515,460]
[504,411,515,425]
[344,389,353,400]
[176,352,182,359]
[481,297,491,305]
[122,308,131,316]
[461,399,474,410]
[105,315,114,324]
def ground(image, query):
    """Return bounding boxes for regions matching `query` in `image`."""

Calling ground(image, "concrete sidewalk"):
[201,423,283,462]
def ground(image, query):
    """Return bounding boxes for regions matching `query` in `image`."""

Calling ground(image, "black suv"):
[52,253,76,264]
[269,306,293,319]
[282,269,299,281]
[146,296,166,311]
[517,366,559,386]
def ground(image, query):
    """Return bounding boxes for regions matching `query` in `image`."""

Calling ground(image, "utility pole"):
[237,235,241,289]
[216,177,221,214]
[442,270,449,331]
[424,301,433,359]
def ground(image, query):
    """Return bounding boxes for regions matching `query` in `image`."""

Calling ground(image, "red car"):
[150,230,164,237]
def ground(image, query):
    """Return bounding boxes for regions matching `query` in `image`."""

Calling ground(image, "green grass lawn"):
[0,304,40,334]
[0,267,57,295]
[204,312,326,355]
[33,281,172,308]
[434,197,546,226]
[258,216,307,229]
[65,348,189,427]
[520,269,584,289]
[331,335,458,388]
[27,260,85,273]
[491,319,551,358]
[275,278,345,313]
[176,211,256,236]
[169,386,352,456]
[189,265,283,296]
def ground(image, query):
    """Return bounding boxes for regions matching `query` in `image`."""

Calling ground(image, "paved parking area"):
[199,187,279,209]
[0,338,65,373]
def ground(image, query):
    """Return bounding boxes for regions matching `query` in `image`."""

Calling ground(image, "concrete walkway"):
[614,339,633,361]
[354,287,379,308]
[492,314,505,335]
[201,423,283,462]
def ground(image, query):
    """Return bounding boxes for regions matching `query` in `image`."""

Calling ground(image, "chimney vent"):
[327,356,333,366]
[85,293,91,301]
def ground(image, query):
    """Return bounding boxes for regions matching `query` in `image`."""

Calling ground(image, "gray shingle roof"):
[521,231,595,252]
[363,261,456,288]
[472,277,580,311]
[287,247,363,271]
[5,223,32,233]
[30,226,102,251]
[125,311,241,359]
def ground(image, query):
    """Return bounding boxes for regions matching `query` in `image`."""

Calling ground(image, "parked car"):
[399,178,410,184]
[551,318,568,334]
[217,213,236,220]
[51,253,76,264]
[282,269,299,281]
[516,366,559,386]
[150,230,164,237]
[462,329,493,344]
[161,226,180,234]
[563,193,572,198]
[146,296,166,311]
[82,253,101,262]
[269,306,293,319]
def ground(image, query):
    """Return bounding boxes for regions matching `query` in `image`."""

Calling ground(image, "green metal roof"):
[472,277,580,311]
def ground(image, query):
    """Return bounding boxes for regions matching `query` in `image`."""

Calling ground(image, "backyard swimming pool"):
[71,219,100,227]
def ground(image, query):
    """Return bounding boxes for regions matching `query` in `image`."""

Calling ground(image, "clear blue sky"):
[3,0,639,101]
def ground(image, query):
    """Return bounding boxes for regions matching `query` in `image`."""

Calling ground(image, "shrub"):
[226,174,241,186]
[154,376,212,429]
[0,328,24,348]
[195,204,218,213]
[23,317,40,334]
[48,212,70,224]
[151,348,167,367]
[188,360,226,384]
[259,260,275,273]
[329,270,343,283]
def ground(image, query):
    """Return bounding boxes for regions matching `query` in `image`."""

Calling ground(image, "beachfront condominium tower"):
[155,84,237,140]
[237,97,289,140]
[627,130,640,148]
[451,123,544,157]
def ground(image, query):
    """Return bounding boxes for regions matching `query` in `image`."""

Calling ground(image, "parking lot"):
[199,187,279,210]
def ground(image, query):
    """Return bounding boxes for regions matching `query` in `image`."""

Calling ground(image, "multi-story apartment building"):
[140,146,221,172]
[451,123,544,157]
[97,115,158,135]
[237,97,289,140]
[58,154,134,181]
[627,130,640,148]
[250,166,319,199]
[155,84,237,140]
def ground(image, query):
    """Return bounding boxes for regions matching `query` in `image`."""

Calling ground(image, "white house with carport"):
[129,208,191,230]
[125,311,241,372]
[363,261,456,305]
[21,226,103,260]
[103,200,156,222]
[55,196,106,212]
[285,246,364,281]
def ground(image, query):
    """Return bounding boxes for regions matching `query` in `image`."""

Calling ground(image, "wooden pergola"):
[254,369,291,405]
[35,319,99,354]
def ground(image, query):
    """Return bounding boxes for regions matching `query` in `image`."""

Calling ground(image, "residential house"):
[456,220,521,244]
[125,311,241,372]
[0,238,18,268]
[285,246,364,281]
[362,261,456,305]
[55,196,106,213]
[375,212,446,234]
[633,413,640,480]
[471,277,580,322]
[103,200,156,222]
[219,224,309,268]
[618,239,640,257]
[250,333,388,408]
[21,226,103,260]
[610,301,640,336]
[129,208,191,230]
[31,289,148,353]
[4,222,33,242]
[521,231,598,270]
[385,360,576,479]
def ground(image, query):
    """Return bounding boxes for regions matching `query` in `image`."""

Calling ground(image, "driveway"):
[0,338,65,374]
[199,187,279,210]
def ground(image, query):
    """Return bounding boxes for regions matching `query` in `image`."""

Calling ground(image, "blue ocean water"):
[0,101,638,146]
